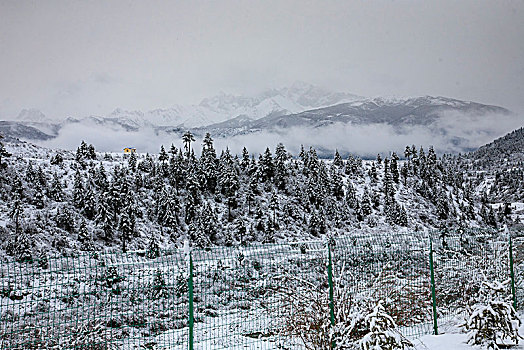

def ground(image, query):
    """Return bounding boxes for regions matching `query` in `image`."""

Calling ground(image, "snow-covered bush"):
[275,259,370,349]
[360,301,413,350]
[463,279,522,349]
[60,320,117,350]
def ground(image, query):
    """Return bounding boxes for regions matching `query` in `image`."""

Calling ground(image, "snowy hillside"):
[1,127,522,260]
[1,130,523,350]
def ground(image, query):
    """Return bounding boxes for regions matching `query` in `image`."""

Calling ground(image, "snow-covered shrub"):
[275,260,370,349]
[463,279,522,349]
[60,320,117,350]
[149,268,169,299]
[360,301,413,350]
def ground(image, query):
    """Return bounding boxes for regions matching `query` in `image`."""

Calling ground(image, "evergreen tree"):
[0,134,12,168]
[48,173,64,201]
[119,209,134,252]
[259,147,274,182]
[240,147,250,171]
[138,154,154,172]
[219,148,240,221]
[82,187,97,219]
[9,198,22,235]
[404,145,412,160]
[368,162,378,182]
[201,133,218,193]
[128,151,137,171]
[33,184,46,209]
[158,188,179,232]
[234,217,247,245]
[274,143,289,191]
[263,217,275,243]
[146,233,161,259]
[391,152,400,184]
[345,181,358,209]
[182,131,195,158]
[245,186,255,214]
[77,219,93,250]
[333,149,343,167]
[72,169,84,208]
[11,175,23,199]
[56,206,75,233]
[330,165,344,200]
[158,145,168,164]
[199,202,219,244]
[86,144,96,160]
[361,188,373,216]
[50,153,64,166]
[383,158,395,202]
[309,210,326,237]
[299,144,306,163]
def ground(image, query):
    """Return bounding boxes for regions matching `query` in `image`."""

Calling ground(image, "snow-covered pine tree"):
[9,197,23,235]
[33,184,45,209]
[333,149,343,167]
[128,151,137,171]
[182,130,195,158]
[240,146,250,171]
[0,135,12,168]
[259,147,274,183]
[82,187,97,220]
[95,193,114,240]
[463,279,522,349]
[146,233,161,259]
[274,143,289,191]
[360,301,414,350]
[219,148,240,221]
[391,152,400,184]
[119,209,133,253]
[361,188,373,217]
[369,162,378,182]
[330,164,344,200]
[158,145,168,165]
[201,133,218,193]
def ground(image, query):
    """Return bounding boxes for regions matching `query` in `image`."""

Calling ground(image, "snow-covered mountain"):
[204,96,511,130]
[195,95,521,156]
[0,82,361,140]
[1,85,521,156]
[101,82,361,128]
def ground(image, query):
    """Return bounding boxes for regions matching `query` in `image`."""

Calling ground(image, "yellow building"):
[123,147,136,153]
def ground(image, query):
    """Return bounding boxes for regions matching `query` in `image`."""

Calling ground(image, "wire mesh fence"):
[0,229,520,349]
[0,251,188,349]
[514,236,524,311]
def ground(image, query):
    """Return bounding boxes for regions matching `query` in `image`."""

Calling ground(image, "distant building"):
[123,147,136,153]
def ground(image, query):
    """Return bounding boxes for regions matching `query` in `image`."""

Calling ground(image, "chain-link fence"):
[0,229,520,349]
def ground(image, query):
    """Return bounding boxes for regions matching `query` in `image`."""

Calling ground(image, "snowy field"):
[414,316,524,349]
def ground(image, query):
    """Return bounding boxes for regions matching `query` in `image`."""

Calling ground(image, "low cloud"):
[36,111,523,158]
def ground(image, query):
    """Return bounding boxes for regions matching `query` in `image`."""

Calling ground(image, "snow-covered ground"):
[413,315,524,350]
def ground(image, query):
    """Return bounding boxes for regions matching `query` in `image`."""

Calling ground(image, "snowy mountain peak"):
[16,109,50,122]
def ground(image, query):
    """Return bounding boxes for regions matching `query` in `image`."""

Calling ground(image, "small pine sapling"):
[463,279,522,349]
[360,301,414,350]
[145,233,161,259]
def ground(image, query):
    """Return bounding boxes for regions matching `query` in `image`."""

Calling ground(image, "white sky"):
[1,0,523,119]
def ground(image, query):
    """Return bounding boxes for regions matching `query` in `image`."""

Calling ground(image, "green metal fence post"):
[327,241,335,349]
[188,252,194,350]
[429,239,439,335]
[509,235,517,310]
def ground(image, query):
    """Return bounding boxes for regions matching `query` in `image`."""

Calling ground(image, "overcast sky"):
[1,0,523,119]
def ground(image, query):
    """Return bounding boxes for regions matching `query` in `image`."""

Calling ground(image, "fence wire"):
[0,229,520,349]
